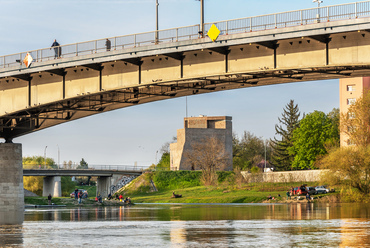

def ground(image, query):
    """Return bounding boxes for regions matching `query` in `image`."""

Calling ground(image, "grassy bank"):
[118,171,337,203]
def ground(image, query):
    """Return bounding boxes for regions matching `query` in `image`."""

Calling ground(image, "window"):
[347,98,356,105]
[347,85,356,92]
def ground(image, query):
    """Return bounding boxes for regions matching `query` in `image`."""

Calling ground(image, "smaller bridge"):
[24,167,144,198]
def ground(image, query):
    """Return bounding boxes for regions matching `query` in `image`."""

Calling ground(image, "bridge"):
[2,1,370,142]
[2,1,370,224]
[23,168,143,198]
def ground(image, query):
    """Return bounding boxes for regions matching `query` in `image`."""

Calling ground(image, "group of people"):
[50,38,112,59]
[74,188,86,204]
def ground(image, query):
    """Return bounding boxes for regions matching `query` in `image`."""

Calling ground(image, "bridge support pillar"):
[97,176,111,198]
[0,143,24,224]
[43,176,62,197]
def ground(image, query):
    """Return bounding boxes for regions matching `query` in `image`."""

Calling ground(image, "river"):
[1,203,370,247]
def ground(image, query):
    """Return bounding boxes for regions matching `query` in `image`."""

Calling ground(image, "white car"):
[315,186,329,194]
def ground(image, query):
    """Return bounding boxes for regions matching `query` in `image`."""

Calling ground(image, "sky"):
[0,0,358,167]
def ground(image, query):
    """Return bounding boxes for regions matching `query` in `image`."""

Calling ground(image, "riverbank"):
[24,197,134,207]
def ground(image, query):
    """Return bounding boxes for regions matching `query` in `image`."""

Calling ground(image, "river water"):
[1,203,370,247]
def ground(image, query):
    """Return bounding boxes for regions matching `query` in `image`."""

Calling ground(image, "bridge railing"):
[1,1,370,69]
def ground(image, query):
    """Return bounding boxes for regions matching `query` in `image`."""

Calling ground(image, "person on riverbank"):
[78,191,82,204]
[74,188,78,200]
[306,193,311,202]
[48,194,52,205]
[286,191,291,200]
[97,194,102,203]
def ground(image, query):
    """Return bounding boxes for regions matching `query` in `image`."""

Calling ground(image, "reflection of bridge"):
[3,1,370,224]
[23,168,143,198]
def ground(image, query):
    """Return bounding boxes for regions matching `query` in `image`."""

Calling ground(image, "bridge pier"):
[97,176,111,198]
[0,143,24,224]
[43,176,62,197]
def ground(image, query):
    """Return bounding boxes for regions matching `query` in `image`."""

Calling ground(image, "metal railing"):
[1,1,370,69]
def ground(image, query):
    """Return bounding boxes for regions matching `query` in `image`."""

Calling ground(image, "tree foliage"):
[77,158,88,169]
[232,131,270,170]
[289,110,339,170]
[270,100,301,171]
[340,91,370,146]
[156,152,170,170]
[319,92,370,197]
[318,146,370,194]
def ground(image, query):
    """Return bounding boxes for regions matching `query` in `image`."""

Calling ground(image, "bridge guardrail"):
[23,165,146,171]
[1,1,370,69]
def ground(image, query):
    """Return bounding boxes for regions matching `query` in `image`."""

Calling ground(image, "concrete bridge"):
[23,168,143,198]
[2,1,370,224]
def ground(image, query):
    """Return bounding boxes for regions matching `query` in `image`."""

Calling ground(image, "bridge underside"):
[2,18,370,141]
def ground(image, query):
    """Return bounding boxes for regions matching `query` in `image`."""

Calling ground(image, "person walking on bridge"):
[105,39,111,51]
[51,39,61,58]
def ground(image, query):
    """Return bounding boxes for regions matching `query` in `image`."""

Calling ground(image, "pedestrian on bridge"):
[51,39,61,58]
[105,39,111,51]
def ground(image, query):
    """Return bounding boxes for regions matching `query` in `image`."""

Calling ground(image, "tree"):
[340,91,370,146]
[184,136,231,186]
[232,131,269,170]
[289,110,339,170]
[77,158,88,169]
[319,146,370,194]
[156,152,170,170]
[270,100,301,171]
[318,92,370,196]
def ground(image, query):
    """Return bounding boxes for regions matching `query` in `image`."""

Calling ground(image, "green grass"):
[127,185,287,203]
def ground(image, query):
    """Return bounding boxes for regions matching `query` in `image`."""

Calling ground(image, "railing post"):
[355,2,358,18]
[327,7,330,22]
[94,40,97,53]
[2,56,4,68]
[275,14,277,28]
[176,28,178,41]
[226,21,228,34]
[76,43,78,56]
[134,34,136,47]
[250,17,252,31]
[114,37,116,50]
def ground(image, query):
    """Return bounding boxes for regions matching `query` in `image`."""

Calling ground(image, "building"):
[339,77,370,146]
[170,116,233,171]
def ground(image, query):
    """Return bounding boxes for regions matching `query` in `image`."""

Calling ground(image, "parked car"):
[291,186,308,196]
[70,189,88,198]
[315,186,329,194]
[306,186,317,195]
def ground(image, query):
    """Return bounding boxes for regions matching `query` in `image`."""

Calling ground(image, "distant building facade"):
[339,77,370,146]
[170,116,233,171]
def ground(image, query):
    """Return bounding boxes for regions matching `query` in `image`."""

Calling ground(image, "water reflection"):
[0,203,369,247]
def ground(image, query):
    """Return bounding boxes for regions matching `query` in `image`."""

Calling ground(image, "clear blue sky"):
[0,0,356,166]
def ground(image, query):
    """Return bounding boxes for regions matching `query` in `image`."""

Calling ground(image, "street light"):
[57,144,60,169]
[155,0,159,44]
[313,0,323,23]
[44,146,48,168]
[196,0,205,37]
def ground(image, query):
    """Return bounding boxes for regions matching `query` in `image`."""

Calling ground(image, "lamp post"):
[155,0,159,44]
[44,146,48,168]
[57,144,60,169]
[313,0,323,23]
[196,0,204,37]
[264,140,267,172]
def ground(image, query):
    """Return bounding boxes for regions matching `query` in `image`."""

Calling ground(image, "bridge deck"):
[2,1,370,141]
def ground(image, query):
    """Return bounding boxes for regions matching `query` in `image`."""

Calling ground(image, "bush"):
[153,171,201,190]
